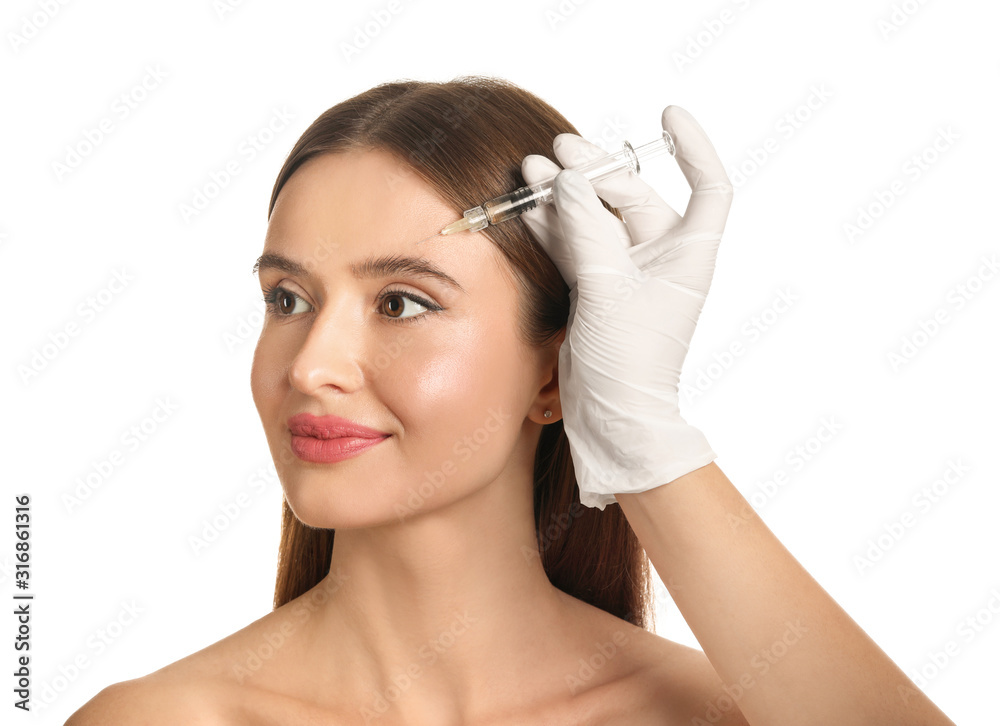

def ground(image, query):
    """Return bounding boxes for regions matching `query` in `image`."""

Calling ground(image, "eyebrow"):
[252,251,466,294]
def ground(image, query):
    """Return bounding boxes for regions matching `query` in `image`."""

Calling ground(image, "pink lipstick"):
[287,413,390,464]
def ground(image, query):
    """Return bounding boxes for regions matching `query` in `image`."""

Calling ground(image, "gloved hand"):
[520,105,733,510]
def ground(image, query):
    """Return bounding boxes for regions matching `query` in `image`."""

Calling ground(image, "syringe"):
[419,130,675,244]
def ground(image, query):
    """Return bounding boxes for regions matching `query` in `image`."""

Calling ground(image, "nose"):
[287,302,366,395]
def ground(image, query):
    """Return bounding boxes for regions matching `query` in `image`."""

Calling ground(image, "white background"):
[3,0,997,723]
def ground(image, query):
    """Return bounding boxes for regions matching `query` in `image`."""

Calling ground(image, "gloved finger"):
[552,132,683,244]
[553,168,637,280]
[520,154,578,287]
[631,106,733,272]
[521,151,632,249]
[521,154,632,288]
[664,106,732,234]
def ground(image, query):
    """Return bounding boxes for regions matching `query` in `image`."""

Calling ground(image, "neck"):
[301,470,584,718]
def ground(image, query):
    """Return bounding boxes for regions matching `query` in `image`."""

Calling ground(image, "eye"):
[262,284,313,317]
[378,288,441,324]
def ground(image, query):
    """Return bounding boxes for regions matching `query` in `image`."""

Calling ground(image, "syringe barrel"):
[482,185,552,224]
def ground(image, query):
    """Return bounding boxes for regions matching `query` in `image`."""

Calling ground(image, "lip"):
[287,413,390,464]
[287,413,390,439]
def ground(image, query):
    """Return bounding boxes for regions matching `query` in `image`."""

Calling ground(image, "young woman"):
[67,76,956,725]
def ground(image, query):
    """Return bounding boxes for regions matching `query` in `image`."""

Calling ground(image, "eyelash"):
[260,284,441,325]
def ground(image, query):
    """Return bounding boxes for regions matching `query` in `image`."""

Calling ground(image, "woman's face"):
[251,149,557,529]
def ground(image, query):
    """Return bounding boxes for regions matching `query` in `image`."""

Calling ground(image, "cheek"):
[389,319,493,419]
[386,318,526,478]
[250,331,287,418]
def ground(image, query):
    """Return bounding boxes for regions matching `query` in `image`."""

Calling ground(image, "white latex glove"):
[520,106,733,510]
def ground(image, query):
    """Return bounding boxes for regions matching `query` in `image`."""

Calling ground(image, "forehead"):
[267,149,451,250]
[262,149,512,291]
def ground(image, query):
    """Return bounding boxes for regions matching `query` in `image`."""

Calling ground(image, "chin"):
[283,465,487,531]
[282,482,374,530]
[280,473,416,531]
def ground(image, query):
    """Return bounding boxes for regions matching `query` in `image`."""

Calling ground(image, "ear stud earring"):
[544,410,552,418]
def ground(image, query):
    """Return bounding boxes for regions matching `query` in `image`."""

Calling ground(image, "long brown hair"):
[265,75,654,631]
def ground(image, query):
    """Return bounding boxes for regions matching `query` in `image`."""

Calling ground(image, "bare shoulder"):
[63,610,280,725]
[635,629,751,726]
[64,675,222,725]
[63,606,329,726]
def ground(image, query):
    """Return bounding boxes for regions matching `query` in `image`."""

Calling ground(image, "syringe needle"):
[415,229,447,246]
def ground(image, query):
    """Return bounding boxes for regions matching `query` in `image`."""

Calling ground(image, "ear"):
[530,327,565,425]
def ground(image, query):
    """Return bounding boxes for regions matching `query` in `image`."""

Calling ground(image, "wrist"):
[567,417,716,509]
